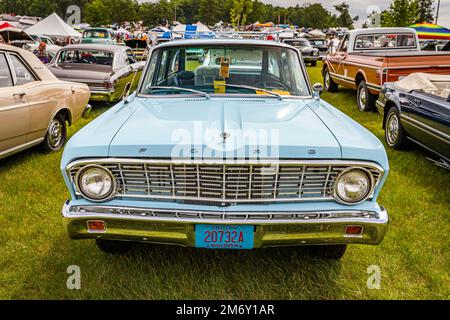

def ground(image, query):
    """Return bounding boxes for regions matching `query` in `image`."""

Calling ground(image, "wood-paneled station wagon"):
[0,44,90,160]
[322,27,450,112]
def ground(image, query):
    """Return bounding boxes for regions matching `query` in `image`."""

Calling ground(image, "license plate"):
[195,224,254,249]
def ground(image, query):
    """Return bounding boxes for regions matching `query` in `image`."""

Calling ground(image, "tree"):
[417,0,434,22]
[110,0,139,25]
[382,0,419,27]
[230,0,253,27]
[83,0,111,26]
[197,0,220,26]
[334,2,358,29]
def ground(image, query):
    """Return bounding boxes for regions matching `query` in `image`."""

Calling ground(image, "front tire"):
[41,113,67,152]
[323,67,338,92]
[357,81,376,112]
[385,107,408,149]
[308,245,347,259]
[96,239,133,254]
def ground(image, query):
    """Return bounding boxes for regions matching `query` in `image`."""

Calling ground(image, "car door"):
[8,52,56,143]
[0,52,30,157]
[327,34,349,83]
[404,91,450,159]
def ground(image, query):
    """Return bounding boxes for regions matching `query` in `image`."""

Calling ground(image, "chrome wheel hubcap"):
[48,119,62,147]
[387,113,399,145]
[359,87,367,108]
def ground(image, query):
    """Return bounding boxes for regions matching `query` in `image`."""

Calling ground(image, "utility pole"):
[435,0,440,24]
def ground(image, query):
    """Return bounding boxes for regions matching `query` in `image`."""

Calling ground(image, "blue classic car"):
[376,73,450,168]
[60,39,389,259]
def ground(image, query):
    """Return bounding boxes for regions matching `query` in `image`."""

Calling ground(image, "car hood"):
[48,64,112,81]
[62,96,387,168]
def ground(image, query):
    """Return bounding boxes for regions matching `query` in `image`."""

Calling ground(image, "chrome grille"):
[68,160,382,204]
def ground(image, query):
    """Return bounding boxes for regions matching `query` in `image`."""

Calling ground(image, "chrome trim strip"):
[401,114,450,144]
[0,138,44,159]
[63,202,387,225]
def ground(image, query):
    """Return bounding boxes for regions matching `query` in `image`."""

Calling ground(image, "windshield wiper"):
[215,83,284,100]
[145,86,210,99]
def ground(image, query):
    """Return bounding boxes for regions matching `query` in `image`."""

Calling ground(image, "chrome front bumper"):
[62,201,389,248]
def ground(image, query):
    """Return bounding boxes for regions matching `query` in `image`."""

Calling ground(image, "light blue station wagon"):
[61,39,389,259]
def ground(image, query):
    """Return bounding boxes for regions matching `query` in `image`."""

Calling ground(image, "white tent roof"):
[25,13,82,38]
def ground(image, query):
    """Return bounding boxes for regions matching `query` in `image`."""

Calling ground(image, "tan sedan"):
[0,44,91,159]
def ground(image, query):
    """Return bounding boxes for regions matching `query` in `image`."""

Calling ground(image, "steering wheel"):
[255,80,289,91]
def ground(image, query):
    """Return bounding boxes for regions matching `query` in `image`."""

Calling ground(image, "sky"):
[261,0,450,28]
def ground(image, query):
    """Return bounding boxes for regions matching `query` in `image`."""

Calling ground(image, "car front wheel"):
[41,113,67,152]
[323,67,338,92]
[385,107,408,149]
[357,81,376,112]
[307,245,347,259]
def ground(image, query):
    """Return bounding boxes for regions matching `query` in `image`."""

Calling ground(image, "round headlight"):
[76,165,116,201]
[334,169,372,204]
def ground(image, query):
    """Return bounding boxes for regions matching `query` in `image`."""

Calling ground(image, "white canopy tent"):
[25,13,82,38]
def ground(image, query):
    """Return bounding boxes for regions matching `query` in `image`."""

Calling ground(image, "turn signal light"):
[87,220,106,233]
[345,225,363,235]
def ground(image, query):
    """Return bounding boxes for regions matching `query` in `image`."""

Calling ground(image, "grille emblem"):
[220,132,230,143]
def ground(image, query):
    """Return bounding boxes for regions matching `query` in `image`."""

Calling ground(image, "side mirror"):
[312,83,324,99]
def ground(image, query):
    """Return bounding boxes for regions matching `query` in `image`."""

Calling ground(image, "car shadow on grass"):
[9,237,344,299]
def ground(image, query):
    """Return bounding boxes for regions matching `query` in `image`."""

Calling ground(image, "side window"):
[0,53,13,88]
[126,49,136,64]
[339,35,349,52]
[156,50,168,84]
[9,54,37,85]
[268,51,280,78]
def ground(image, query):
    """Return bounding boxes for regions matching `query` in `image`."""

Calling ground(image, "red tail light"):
[345,225,364,235]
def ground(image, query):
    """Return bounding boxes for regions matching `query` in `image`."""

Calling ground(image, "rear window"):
[58,49,114,66]
[354,33,416,50]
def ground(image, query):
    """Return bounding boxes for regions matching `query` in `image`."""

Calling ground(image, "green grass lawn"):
[0,64,449,299]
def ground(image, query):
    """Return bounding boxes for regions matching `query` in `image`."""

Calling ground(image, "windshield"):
[83,30,109,39]
[285,40,309,48]
[140,45,310,97]
[57,49,114,66]
[310,40,325,46]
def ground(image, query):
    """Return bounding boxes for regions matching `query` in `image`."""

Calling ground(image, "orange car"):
[0,44,91,159]
[322,28,450,111]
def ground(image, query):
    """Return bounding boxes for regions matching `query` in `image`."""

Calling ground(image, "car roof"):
[60,44,127,52]
[348,27,416,36]
[155,39,295,49]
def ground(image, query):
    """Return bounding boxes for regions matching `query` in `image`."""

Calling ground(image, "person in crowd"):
[34,42,52,64]
[0,35,5,44]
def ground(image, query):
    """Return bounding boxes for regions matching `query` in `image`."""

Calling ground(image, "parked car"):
[308,37,327,57]
[60,39,389,259]
[322,27,450,112]
[420,40,450,52]
[48,44,145,103]
[81,28,116,45]
[376,73,450,168]
[0,44,90,160]
[24,34,62,57]
[282,38,320,66]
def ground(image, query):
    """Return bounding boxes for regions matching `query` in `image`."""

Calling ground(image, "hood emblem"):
[220,132,230,143]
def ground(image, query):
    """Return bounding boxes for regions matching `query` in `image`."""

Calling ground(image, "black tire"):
[310,61,317,67]
[308,245,347,259]
[356,81,377,112]
[41,113,67,152]
[96,239,133,254]
[323,67,338,92]
[385,107,408,149]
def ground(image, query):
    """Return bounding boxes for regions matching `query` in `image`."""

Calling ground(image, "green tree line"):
[0,0,435,28]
